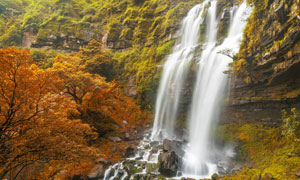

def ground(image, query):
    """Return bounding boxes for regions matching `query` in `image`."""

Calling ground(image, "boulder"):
[162,139,184,156]
[124,146,136,157]
[158,151,179,177]
[157,139,186,177]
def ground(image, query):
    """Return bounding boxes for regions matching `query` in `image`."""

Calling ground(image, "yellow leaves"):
[233,59,248,73]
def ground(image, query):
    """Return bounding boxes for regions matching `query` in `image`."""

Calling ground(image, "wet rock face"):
[224,0,300,126]
[157,139,184,177]
[217,7,231,43]
[158,151,179,177]
[162,139,184,157]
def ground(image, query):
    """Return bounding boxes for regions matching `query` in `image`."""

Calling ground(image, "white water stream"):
[103,1,251,179]
[182,1,251,178]
[152,0,251,178]
[151,0,211,140]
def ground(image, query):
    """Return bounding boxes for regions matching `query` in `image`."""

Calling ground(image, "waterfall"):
[182,1,251,178]
[102,1,252,179]
[151,0,212,140]
[152,0,251,178]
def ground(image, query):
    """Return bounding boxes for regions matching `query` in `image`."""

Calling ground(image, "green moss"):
[219,123,300,180]
[199,23,207,44]
[135,18,153,39]
[140,5,155,19]
[156,40,174,61]
[107,21,122,41]
[146,163,159,173]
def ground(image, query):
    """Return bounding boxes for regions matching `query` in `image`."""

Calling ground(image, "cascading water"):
[151,0,212,141]
[103,1,251,179]
[182,1,251,178]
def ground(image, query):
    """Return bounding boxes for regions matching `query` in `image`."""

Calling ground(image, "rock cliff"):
[224,0,300,126]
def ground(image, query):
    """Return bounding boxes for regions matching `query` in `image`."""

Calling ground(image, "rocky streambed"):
[101,130,240,180]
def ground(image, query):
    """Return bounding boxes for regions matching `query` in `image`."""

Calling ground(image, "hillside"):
[1,0,300,179]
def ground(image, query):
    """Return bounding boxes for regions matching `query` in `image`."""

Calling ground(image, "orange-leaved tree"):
[0,48,98,179]
[51,54,115,135]
[52,54,153,161]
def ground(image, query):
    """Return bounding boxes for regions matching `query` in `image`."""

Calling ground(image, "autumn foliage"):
[51,53,152,161]
[0,46,152,179]
[0,48,99,179]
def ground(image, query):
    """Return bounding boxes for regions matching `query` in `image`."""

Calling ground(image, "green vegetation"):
[281,108,300,139]
[233,0,300,81]
[0,0,205,109]
[1,0,245,109]
[0,0,201,49]
[219,121,300,180]
[30,48,59,68]
[79,39,115,81]
[217,108,300,180]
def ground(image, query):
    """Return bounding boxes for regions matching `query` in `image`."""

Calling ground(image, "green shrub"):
[281,108,300,139]
[31,49,59,68]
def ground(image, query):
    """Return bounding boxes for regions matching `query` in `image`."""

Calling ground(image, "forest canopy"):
[0,46,152,179]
